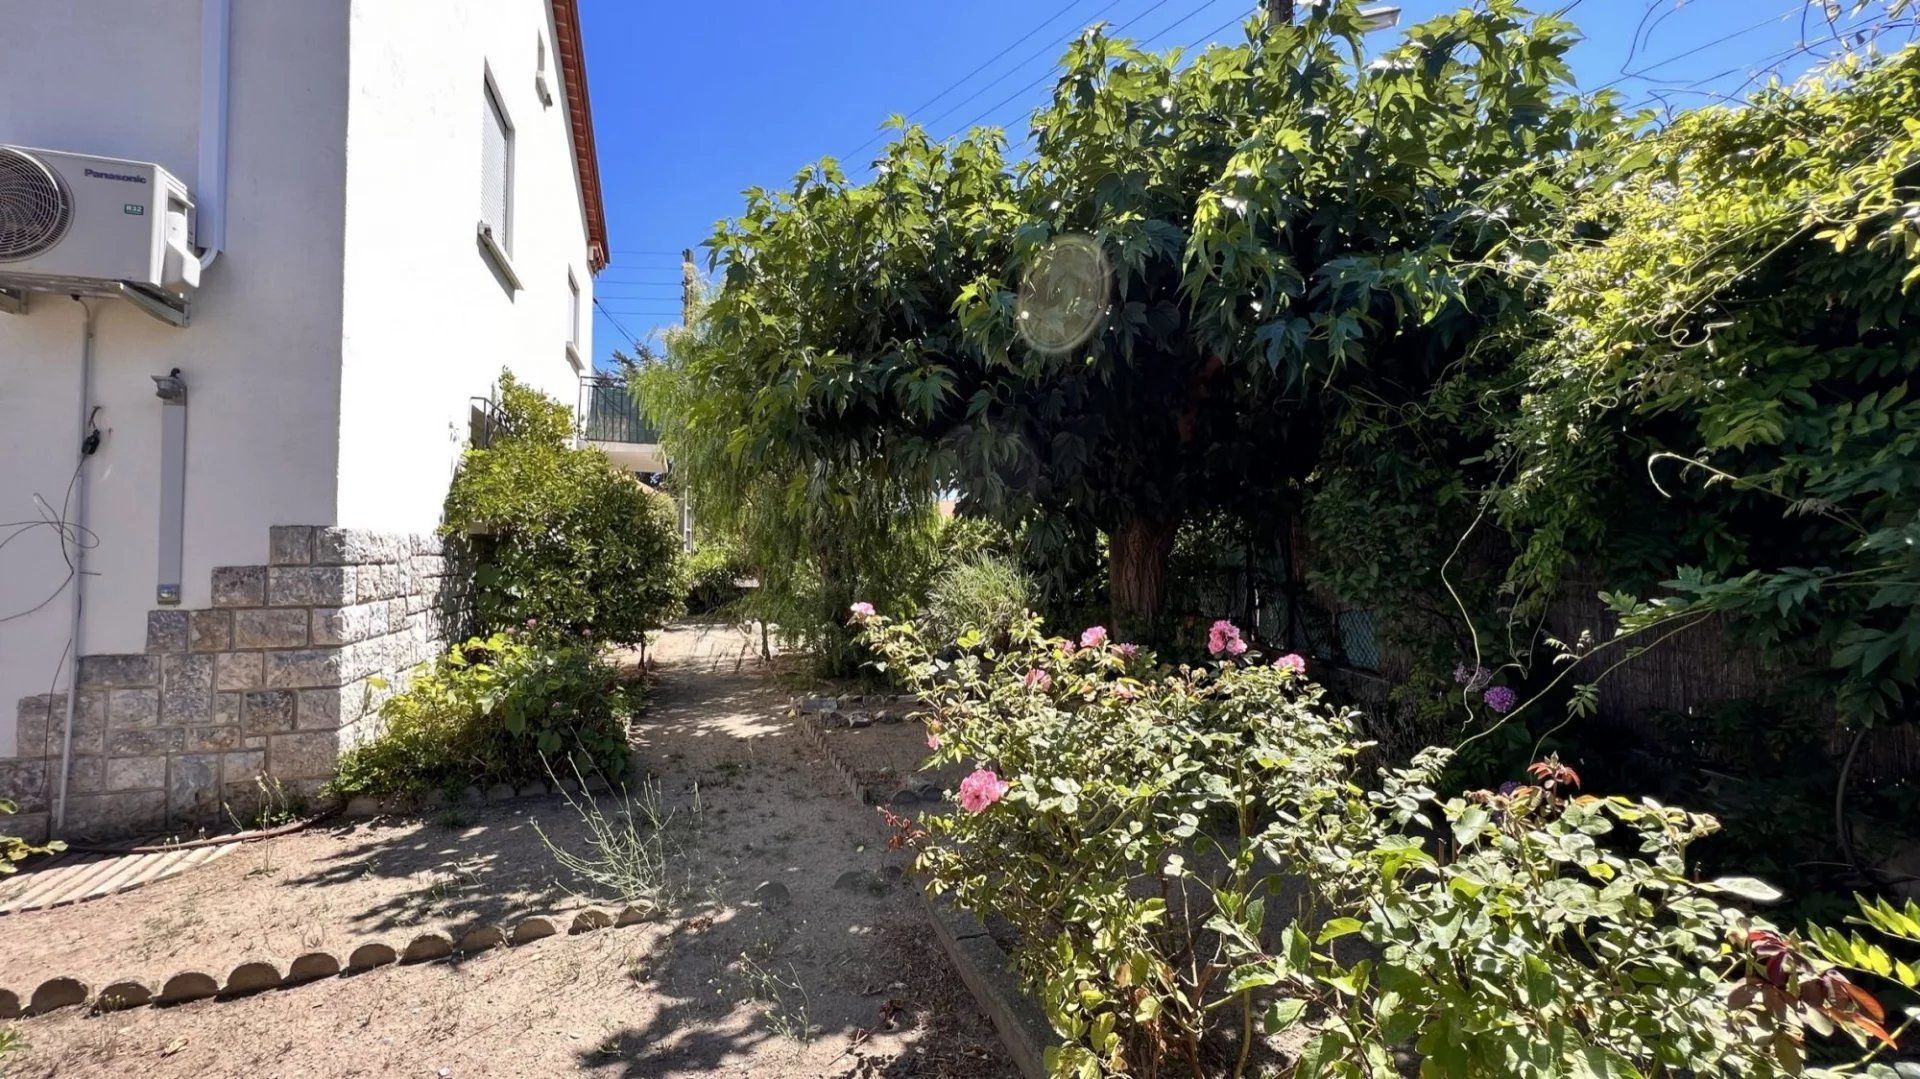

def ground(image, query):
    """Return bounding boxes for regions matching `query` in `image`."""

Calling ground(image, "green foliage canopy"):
[1493,44,1920,725]
[672,0,1617,631]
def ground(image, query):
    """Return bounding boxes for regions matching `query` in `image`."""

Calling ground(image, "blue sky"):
[577,0,1874,368]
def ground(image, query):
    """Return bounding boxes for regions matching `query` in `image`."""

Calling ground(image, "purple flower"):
[1482,685,1517,714]
[1454,662,1492,692]
[849,602,876,622]
[1208,620,1247,657]
[1113,643,1140,660]
[1080,625,1109,649]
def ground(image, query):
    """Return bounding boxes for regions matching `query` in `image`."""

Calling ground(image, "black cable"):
[916,0,1167,142]
[937,0,1190,142]
[594,298,649,351]
[1000,2,1254,154]
[844,0,1103,162]
[1590,2,1805,95]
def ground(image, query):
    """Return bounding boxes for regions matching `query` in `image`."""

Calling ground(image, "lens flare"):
[1016,234,1110,354]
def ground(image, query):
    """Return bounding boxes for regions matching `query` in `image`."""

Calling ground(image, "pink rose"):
[957,769,1010,813]
[849,601,876,621]
[1113,643,1140,660]
[1023,668,1052,692]
[1208,619,1247,657]
[1080,625,1109,649]
[925,730,941,751]
[1273,653,1306,675]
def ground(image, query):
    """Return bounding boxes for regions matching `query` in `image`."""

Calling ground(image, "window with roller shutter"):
[480,75,514,257]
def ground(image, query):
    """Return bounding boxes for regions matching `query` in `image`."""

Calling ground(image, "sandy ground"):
[0,622,1014,1078]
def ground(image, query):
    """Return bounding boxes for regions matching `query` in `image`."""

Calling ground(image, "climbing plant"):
[1494,40,1920,727]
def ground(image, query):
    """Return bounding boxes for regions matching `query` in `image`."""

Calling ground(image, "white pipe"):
[53,299,97,835]
[196,0,230,270]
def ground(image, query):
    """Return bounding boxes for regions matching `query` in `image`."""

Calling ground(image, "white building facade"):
[0,0,609,838]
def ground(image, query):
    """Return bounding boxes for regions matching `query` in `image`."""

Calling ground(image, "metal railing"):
[578,374,658,445]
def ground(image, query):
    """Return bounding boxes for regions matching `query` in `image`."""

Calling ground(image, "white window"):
[479,73,514,258]
[567,271,583,363]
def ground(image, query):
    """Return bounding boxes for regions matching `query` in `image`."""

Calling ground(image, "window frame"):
[476,65,518,287]
[565,269,584,370]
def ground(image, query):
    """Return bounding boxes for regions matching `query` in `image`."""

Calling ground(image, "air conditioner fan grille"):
[0,148,73,262]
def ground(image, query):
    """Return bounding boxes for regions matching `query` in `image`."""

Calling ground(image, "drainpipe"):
[53,300,99,835]
[196,0,230,270]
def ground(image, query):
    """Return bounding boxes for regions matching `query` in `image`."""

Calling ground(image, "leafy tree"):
[444,371,685,646]
[638,133,1005,672]
[677,1,1615,636]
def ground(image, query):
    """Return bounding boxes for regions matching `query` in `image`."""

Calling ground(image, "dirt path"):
[2,622,1013,1078]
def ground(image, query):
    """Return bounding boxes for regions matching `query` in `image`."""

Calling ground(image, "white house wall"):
[336,0,593,534]
[0,0,352,759]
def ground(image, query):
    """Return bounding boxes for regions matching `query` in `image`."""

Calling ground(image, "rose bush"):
[857,610,1913,1078]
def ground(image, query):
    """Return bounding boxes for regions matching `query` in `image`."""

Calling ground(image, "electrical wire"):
[995,1,1256,155]
[936,0,1203,143]
[594,297,649,351]
[0,467,99,627]
[844,0,1106,163]
[917,0,1178,143]
[1590,2,1806,95]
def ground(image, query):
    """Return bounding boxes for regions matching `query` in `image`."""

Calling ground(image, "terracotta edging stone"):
[0,905,634,1022]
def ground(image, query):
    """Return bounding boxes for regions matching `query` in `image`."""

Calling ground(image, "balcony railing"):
[578,374,658,445]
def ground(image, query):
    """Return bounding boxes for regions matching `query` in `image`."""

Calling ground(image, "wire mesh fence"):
[1166,529,1382,673]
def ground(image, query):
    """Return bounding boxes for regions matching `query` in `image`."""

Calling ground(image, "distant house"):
[0,0,612,839]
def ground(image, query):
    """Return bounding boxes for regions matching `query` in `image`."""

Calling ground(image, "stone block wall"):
[4,526,468,841]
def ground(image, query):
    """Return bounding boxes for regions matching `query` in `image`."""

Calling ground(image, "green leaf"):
[1701,876,1784,904]
[1264,997,1309,1034]
[1316,917,1364,945]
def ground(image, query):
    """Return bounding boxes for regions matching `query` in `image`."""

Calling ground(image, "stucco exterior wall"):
[336,0,594,535]
[0,0,598,836]
[0,0,352,759]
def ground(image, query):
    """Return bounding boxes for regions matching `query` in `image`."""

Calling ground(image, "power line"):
[844,0,1101,163]
[917,0,1168,141]
[593,298,647,351]
[1591,3,1804,96]
[935,0,1192,143]
[1001,4,1252,156]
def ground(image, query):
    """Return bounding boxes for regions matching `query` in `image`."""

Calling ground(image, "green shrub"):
[921,552,1034,648]
[327,633,632,798]
[1,798,61,875]
[445,371,685,645]
[684,542,750,615]
[857,610,1910,1077]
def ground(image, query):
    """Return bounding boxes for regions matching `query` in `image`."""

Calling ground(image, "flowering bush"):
[857,610,1909,1077]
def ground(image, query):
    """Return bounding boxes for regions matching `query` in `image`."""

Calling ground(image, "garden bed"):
[0,623,1016,1078]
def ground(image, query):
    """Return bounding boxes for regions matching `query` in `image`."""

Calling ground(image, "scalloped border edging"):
[338,774,613,818]
[0,903,662,1021]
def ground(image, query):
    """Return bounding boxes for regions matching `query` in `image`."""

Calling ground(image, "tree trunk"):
[816,542,860,678]
[1109,516,1178,633]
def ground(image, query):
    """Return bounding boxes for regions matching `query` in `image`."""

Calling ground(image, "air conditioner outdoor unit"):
[0,145,200,319]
